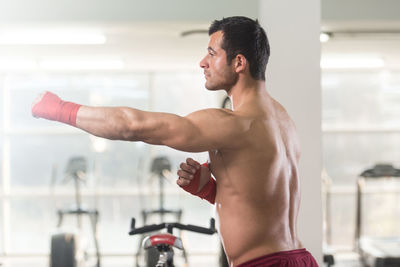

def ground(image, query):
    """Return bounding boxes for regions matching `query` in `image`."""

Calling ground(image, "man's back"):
[210,91,303,266]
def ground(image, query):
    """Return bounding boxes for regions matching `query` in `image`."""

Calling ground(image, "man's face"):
[200,31,238,91]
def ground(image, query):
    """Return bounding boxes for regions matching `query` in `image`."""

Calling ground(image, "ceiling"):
[321,21,400,70]
[0,0,399,71]
[0,22,212,72]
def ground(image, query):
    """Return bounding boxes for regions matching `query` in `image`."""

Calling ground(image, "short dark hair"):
[209,16,270,81]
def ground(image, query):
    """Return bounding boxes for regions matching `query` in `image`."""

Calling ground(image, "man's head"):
[200,16,270,91]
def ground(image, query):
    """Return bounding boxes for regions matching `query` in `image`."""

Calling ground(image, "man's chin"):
[205,83,213,90]
[205,82,222,91]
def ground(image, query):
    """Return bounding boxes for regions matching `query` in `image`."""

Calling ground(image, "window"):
[0,72,222,265]
[322,70,400,249]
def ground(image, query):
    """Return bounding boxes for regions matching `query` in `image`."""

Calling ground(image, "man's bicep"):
[123,109,246,152]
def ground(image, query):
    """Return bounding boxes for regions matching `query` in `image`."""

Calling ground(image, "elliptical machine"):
[50,157,101,267]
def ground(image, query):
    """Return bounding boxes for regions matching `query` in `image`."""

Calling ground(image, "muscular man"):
[32,17,318,266]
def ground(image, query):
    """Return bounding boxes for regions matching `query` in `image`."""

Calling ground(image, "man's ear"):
[234,54,247,74]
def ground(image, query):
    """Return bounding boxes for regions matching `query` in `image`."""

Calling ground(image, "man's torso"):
[209,95,303,266]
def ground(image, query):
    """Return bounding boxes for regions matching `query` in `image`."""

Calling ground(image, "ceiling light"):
[0,29,106,45]
[321,56,384,69]
[0,59,38,70]
[39,59,125,70]
[320,32,331,43]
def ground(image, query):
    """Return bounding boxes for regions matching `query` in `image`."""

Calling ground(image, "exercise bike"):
[50,157,101,267]
[129,217,217,267]
[133,156,217,266]
[135,157,190,266]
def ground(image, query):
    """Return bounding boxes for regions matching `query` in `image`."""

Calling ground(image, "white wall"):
[259,0,323,264]
[322,0,400,21]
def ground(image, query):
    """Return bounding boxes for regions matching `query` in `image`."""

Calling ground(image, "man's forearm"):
[76,106,144,141]
[76,106,201,152]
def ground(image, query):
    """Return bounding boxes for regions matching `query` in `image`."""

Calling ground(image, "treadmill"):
[355,164,400,267]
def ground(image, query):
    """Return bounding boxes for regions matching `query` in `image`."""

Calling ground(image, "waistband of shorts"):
[237,248,309,266]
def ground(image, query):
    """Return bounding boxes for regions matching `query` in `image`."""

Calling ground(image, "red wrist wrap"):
[197,176,216,204]
[32,92,81,127]
[181,162,216,204]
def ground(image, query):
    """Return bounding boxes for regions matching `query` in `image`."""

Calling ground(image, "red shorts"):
[237,248,319,267]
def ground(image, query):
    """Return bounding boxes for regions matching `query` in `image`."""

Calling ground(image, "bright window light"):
[321,57,385,69]
[90,136,108,153]
[0,29,106,45]
[39,59,125,70]
[0,59,38,70]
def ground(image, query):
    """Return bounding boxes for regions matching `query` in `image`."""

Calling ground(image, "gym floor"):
[0,254,219,267]
[334,252,362,267]
[0,253,363,267]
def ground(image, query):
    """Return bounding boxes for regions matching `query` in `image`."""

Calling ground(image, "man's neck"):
[228,77,268,111]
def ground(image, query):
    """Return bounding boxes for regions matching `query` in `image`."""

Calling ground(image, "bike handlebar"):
[129,218,216,235]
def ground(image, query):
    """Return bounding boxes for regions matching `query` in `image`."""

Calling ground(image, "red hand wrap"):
[32,92,81,127]
[181,162,216,204]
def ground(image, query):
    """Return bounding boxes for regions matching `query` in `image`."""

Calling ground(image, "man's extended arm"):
[32,91,248,152]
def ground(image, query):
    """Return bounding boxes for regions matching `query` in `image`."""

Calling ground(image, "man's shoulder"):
[188,108,249,121]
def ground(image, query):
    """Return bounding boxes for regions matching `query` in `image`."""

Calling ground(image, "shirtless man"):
[32,16,318,266]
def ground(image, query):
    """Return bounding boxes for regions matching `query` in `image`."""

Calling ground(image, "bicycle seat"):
[143,234,183,250]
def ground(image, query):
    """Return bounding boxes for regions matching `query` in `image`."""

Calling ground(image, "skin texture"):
[33,30,303,266]
[178,32,303,266]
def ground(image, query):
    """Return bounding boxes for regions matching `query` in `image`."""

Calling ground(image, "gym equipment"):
[323,254,335,267]
[355,164,400,267]
[322,172,335,267]
[219,244,229,267]
[135,157,188,267]
[50,157,101,267]
[130,217,217,267]
[221,96,232,110]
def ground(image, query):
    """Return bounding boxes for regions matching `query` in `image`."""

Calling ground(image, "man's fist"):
[31,91,81,127]
[176,158,211,193]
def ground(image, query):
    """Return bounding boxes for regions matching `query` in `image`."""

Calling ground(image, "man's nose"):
[199,56,208,69]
